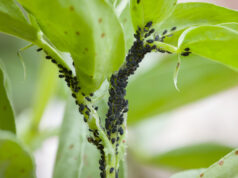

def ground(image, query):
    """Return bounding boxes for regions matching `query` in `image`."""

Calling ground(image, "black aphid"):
[163,30,168,35]
[146,39,154,44]
[184,48,190,51]
[181,52,191,56]
[85,97,91,102]
[59,75,64,78]
[137,0,140,4]
[85,111,90,116]
[95,106,98,110]
[110,168,114,173]
[171,26,177,31]
[45,56,52,59]
[145,21,153,28]
[90,93,94,97]
[111,138,115,144]
[37,48,43,52]
[52,59,57,64]
[72,93,76,98]
[119,127,124,135]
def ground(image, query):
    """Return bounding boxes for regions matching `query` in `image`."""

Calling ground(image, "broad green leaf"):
[200,148,238,178]
[156,2,238,46]
[53,98,87,178]
[18,0,125,93]
[130,0,177,30]
[179,25,238,70]
[143,143,233,170]
[127,54,238,125]
[0,0,38,42]
[0,130,35,178]
[171,148,238,178]
[0,61,16,133]
[171,169,204,178]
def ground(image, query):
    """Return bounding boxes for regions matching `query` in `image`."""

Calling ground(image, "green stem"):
[35,32,71,71]
[147,41,178,53]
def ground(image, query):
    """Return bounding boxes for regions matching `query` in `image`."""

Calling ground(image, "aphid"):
[82,93,86,96]
[155,35,160,41]
[84,117,87,123]
[184,47,190,51]
[90,93,94,97]
[99,165,104,171]
[95,106,98,110]
[52,59,57,64]
[37,48,43,52]
[110,168,114,173]
[137,0,140,4]
[111,138,115,144]
[145,21,153,28]
[79,104,85,112]
[119,127,124,135]
[163,30,168,35]
[45,56,52,59]
[73,62,75,66]
[181,52,191,56]
[58,64,63,68]
[59,75,64,78]
[171,26,177,31]
[85,97,91,102]
[72,93,76,98]
[146,39,154,44]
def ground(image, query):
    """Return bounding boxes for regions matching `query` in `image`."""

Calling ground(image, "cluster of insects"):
[36,19,192,178]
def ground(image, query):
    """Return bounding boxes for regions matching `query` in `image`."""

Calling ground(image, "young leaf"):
[53,98,87,178]
[127,55,238,125]
[130,0,177,30]
[200,148,238,178]
[156,2,238,46]
[142,143,233,170]
[178,25,238,70]
[18,0,125,93]
[0,0,38,42]
[0,61,16,133]
[0,130,36,178]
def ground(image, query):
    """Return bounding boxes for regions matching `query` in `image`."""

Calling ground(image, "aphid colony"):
[37,49,109,178]
[105,21,155,166]
[36,20,191,178]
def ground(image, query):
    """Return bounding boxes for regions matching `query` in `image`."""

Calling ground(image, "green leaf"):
[0,130,36,178]
[0,0,38,42]
[179,25,238,70]
[143,143,233,170]
[0,61,16,133]
[200,148,238,178]
[53,98,87,178]
[18,0,125,93]
[119,1,134,52]
[130,0,177,30]
[127,54,238,125]
[171,148,238,178]
[156,2,238,46]
[219,22,238,32]
[171,169,204,178]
